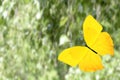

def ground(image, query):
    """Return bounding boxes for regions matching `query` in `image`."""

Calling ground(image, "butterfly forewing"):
[83,15,103,47]
[58,46,88,67]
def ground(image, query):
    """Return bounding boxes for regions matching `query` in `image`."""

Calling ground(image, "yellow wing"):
[91,32,114,55]
[79,47,103,72]
[83,15,114,55]
[83,15,103,46]
[58,46,103,71]
[58,46,87,67]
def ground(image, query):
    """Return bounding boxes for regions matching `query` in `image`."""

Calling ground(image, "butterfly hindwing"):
[91,32,114,55]
[79,47,103,71]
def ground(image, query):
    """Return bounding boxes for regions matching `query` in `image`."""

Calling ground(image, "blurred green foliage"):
[0,0,120,80]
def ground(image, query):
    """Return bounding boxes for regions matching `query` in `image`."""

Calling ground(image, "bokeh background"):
[0,0,120,80]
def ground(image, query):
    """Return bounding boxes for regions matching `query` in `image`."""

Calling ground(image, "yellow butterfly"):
[58,15,114,72]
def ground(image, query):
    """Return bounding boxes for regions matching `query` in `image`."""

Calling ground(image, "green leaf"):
[59,16,68,27]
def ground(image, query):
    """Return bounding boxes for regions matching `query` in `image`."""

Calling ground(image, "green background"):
[0,0,120,80]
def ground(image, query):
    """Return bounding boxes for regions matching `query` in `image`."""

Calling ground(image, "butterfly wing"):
[58,46,87,67]
[91,32,114,55]
[58,46,103,71]
[79,47,103,72]
[83,15,114,55]
[83,15,103,46]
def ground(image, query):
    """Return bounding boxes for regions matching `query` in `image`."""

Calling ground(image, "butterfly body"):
[85,44,97,54]
[58,15,114,72]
